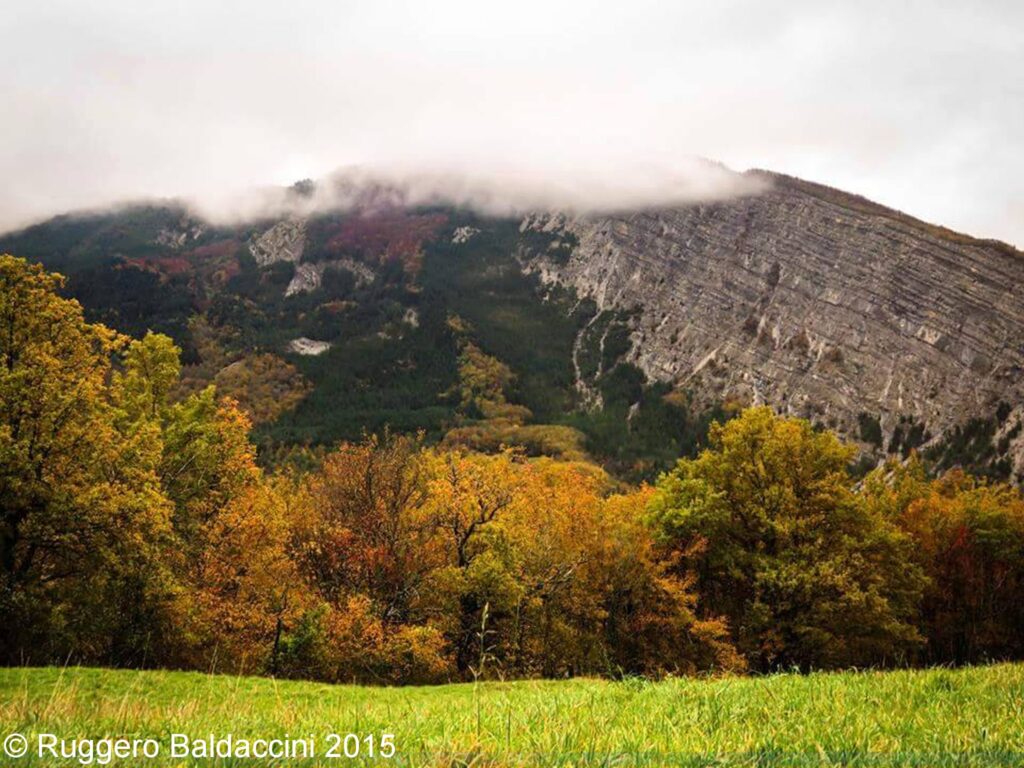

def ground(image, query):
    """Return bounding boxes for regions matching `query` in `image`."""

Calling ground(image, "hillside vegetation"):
[3,196,1018,484]
[0,206,718,483]
[3,254,1024,684]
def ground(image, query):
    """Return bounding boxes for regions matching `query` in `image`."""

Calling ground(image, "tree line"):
[2,254,1023,682]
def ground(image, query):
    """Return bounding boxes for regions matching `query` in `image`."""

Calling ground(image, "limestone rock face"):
[521,171,1024,450]
[156,217,205,249]
[995,406,1024,485]
[285,262,323,296]
[284,257,376,297]
[452,226,480,244]
[288,337,331,356]
[332,257,376,288]
[249,219,306,267]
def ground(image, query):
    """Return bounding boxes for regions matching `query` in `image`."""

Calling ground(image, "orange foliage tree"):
[863,457,1024,663]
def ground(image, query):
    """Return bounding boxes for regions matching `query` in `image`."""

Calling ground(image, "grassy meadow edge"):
[1,664,1023,766]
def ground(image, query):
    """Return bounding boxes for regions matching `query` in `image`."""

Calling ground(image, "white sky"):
[1,0,1021,244]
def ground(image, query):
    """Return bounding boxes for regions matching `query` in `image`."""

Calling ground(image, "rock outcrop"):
[156,217,205,249]
[249,219,306,267]
[995,406,1024,485]
[288,337,332,356]
[521,171,1024,452]
[284,257,376,297]
[452,226,480,244]
[285,262,323,296]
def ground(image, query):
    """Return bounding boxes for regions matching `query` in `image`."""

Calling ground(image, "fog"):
[1,1,1021,244]
[190,160,767,224]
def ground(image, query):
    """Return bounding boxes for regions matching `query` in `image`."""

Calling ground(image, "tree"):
[491,461,740,677]
[590,489,744,676]
[863,457,1024,663]
[420,448,519,673]
[159,387,260,547]
[211,353,311,425]
[454,341,516,419]
[414,453,739,679]
[292,432,433,617]
[116,331,182,422]
[176,479,308,674]
[649,407,924,670]
[284,433,455,683]
[0,255,173,663]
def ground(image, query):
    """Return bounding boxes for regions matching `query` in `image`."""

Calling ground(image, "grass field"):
[1,665,1023,766]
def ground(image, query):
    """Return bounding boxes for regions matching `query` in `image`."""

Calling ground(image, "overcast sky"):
[1,0,1021,244]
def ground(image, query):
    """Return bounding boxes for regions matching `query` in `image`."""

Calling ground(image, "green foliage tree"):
[649,406,925,670]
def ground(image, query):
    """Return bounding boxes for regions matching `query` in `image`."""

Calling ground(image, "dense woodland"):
[0,206,855,485]
[2,254,1024,683]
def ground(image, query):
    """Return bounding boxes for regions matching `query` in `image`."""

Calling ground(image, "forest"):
[3,253,1024,684]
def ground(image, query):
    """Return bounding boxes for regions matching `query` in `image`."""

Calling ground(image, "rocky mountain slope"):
[521,171,1024,478]
[2,170,1022,481]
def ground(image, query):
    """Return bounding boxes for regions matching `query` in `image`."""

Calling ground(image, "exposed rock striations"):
[521,171,1024,453]
[249,219,306,267]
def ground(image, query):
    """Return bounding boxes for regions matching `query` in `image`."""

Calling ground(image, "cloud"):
[0,0,1021,243]
[188,159,767,224]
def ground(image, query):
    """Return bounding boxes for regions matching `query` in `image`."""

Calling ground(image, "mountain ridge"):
[518,172,1024,480]
[2,169,1021,482]
[747,170,1022,256]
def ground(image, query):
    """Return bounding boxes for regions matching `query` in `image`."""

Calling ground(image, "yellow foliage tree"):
[0,256,173,662]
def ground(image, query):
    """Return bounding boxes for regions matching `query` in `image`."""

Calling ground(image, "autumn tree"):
[862,457,1024,663]
[442,329,587,461]
[589,489,744,676]
[0,257,297,671]
[176,479,308,674]
[649,407,924,670]
[415,453,739,679]
[497,459,602,676]
[211,353,311,425]
[484,461,741,677]
[292,432,433,616]
[0,256,173,663]
[454,341,517,419]
[123,337,286,670]
[284,433,453,683]
[419,448,521,673]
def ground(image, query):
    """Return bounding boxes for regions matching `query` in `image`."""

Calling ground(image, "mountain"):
[520,171,1024,481]
[2,171,1022,482]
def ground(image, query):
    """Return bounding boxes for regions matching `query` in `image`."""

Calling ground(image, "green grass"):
[2,666,1023,766]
